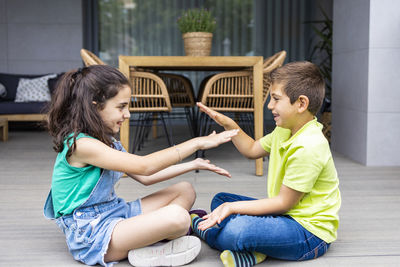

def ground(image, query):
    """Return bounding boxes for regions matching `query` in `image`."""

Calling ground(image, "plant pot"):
[182,32,213,56]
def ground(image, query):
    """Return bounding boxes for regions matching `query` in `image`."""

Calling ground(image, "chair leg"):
[191,106,198,137]
[185,107,195,138]
[160,112,173,147]
[195,113,206,159]
[131,113,145,153]
[200,115,212,158]
[137,113,151,151]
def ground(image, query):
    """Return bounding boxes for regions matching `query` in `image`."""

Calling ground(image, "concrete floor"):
[1,126,400,266]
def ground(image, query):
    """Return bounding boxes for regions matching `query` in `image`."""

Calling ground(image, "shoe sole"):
[128,236,201,266]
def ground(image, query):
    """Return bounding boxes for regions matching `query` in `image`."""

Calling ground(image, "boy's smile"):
[267,82,314,136]
[267,82,298,131]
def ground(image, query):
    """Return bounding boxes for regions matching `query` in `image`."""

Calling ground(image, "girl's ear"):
[92,101,97,105]
[297,95,309,113]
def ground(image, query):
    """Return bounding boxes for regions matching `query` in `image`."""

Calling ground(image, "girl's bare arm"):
[69,129,238,176]
[128,158,230,185]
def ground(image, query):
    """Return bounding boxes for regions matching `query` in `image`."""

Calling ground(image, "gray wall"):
[332,0,400,166]
[0,0,83,74]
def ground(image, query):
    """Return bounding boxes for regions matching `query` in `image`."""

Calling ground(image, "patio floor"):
[1,125,400,266]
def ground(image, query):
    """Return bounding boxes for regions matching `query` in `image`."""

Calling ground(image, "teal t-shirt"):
[51,133,101,218]
[259,118,341,243]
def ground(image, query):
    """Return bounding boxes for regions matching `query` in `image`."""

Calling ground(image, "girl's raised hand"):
[197,129,239,150]
[193,158,231,178]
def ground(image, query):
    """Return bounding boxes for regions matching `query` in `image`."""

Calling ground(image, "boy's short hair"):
[270,61,325,115]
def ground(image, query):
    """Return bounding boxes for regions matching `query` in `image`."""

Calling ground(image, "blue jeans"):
[204,192,330,261]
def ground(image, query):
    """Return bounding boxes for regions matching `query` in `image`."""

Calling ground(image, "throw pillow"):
[15,74,57,102]
[0,82,6,98]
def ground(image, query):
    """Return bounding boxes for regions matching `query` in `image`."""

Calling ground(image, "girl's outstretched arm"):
[69,129,238,176]
[128,158,231,185]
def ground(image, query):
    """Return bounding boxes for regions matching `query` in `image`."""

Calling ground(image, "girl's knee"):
[164,204,191,232]
[176,181,196,203]
[177,181,195,193]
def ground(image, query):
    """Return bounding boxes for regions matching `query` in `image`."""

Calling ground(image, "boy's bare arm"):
[197,102,269,159]
[197,185,304,230]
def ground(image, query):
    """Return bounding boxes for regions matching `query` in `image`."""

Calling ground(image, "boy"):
[192,61,341,267]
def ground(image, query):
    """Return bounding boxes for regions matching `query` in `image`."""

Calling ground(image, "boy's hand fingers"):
[202,214,210,219]
[197,102,221,122]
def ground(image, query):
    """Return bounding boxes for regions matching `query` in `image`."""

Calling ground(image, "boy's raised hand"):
[197,102,234,128]
[193,158,231,178]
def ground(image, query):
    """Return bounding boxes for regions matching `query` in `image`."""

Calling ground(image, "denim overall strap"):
[43,140,126,219]
[43,189,56,219]
[74,140,126,209]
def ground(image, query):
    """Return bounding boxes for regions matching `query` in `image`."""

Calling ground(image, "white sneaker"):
[128,236,201,266]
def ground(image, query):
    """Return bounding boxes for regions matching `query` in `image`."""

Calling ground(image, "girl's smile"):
[98,85,131,134]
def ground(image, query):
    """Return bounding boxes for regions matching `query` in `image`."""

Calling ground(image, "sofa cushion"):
[0,82,6,98]
[0,73,62,102]
[0,73,46,101]
[15,74,57,102]
[0,101,49,114]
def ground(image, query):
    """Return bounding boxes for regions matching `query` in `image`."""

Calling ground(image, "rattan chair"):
[156,73,197,137]
[80,49,106,66]
[80,49,174,152]
[128,68,173,152]
[198,50,287,137]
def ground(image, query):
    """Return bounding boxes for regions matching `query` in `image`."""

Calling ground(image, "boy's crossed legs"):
[191,192,330,266]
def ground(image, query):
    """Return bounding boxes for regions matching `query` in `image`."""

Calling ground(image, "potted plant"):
[177,8,216,56]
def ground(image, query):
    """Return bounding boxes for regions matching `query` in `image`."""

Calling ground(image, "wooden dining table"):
[119,56,265,176]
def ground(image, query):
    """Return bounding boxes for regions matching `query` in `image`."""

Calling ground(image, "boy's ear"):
[297,95,309,113]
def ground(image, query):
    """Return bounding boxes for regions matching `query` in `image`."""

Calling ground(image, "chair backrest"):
[199,70,255,112]
[129,67,172,112]
[199,50,287,112]
[157,73,195,108]
[80,49,106,66]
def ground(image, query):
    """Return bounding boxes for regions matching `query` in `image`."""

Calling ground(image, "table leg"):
[253,59,264,176]
[0,119,8,142]
[120,119,130,151]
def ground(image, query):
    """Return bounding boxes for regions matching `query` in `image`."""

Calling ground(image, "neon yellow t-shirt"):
[259,118,341,243]
[51,133,101,218]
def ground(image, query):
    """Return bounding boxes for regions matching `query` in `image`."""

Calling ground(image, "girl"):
[43,65,238,267]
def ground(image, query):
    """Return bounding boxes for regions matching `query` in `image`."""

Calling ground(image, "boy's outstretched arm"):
[197,102,268,159]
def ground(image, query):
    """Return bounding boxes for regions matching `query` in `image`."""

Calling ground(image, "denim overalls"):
[44,141,142,267]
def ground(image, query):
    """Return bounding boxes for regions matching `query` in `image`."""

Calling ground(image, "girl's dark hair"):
[46,65,130,155]
[270,61,325,115]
